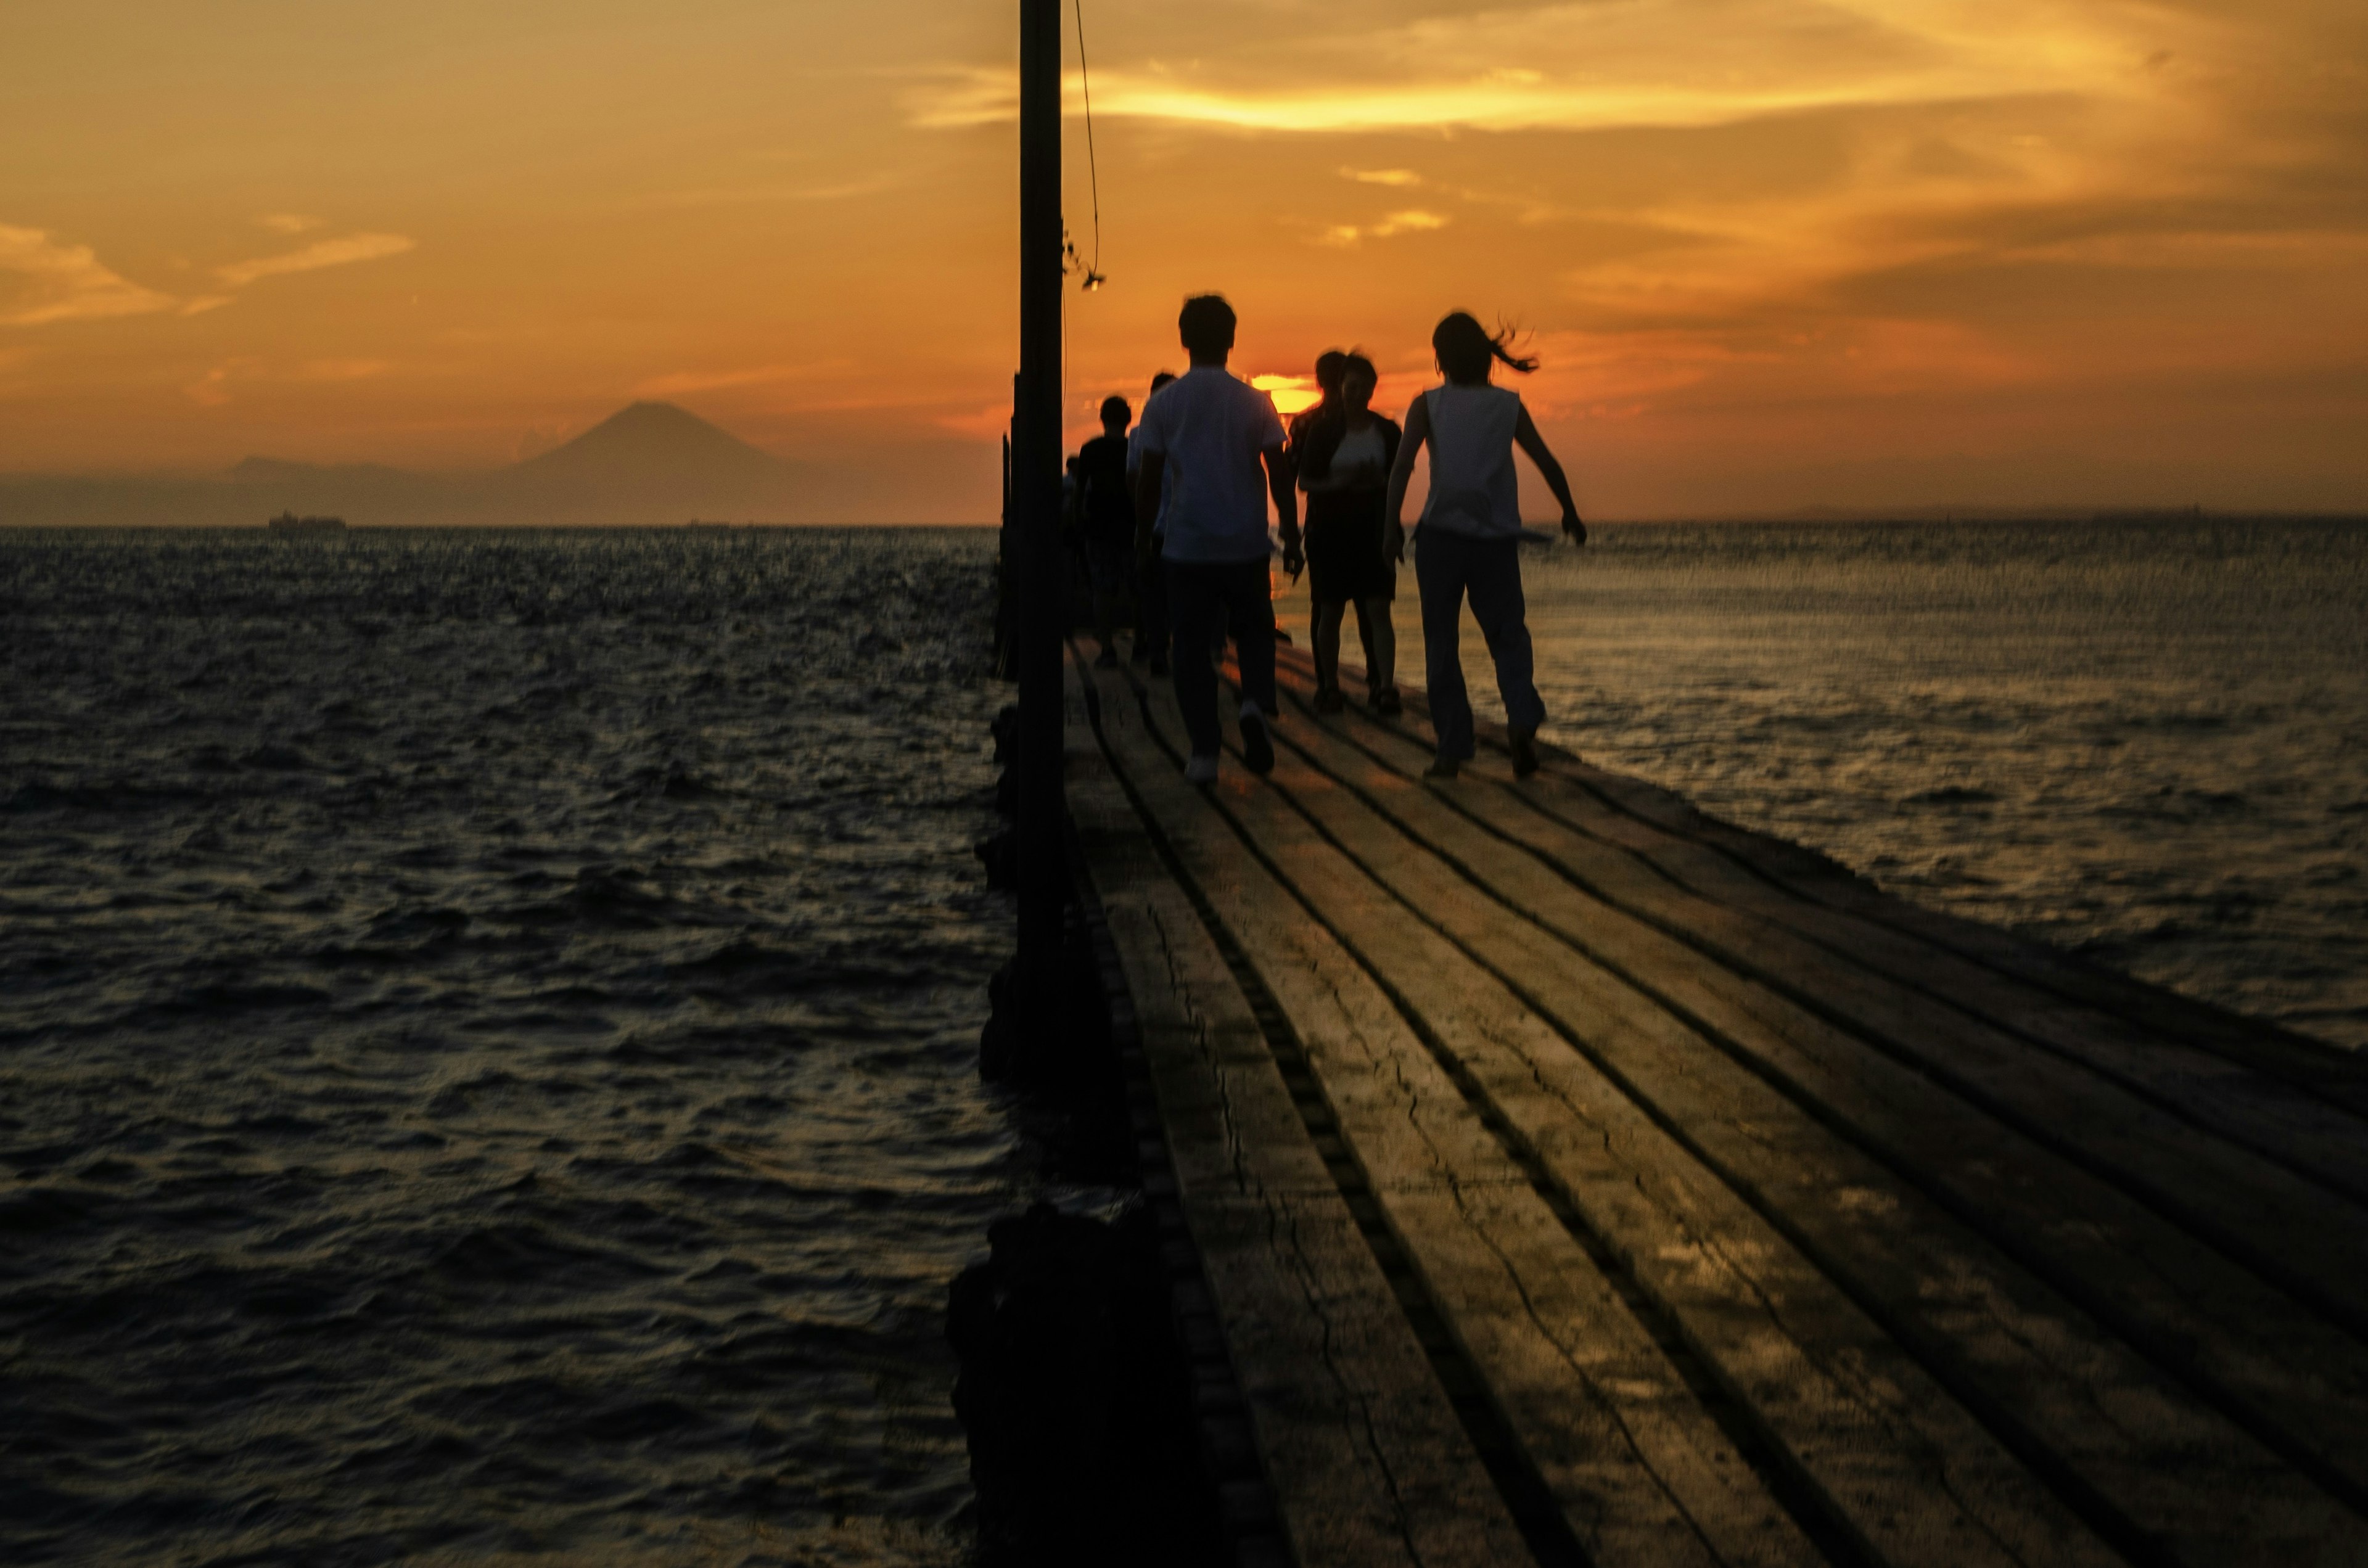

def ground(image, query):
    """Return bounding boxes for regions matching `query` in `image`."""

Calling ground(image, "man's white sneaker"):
[1183,753,1220,784]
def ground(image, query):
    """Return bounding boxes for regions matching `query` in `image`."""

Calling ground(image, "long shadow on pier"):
[1067,637,2368,1568]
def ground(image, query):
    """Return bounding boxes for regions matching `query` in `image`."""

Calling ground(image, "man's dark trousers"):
[1166,557,1276,758]
[1135,546,1169,660]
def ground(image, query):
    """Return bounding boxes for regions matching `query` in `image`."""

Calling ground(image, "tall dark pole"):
[1013,0,1065,1033]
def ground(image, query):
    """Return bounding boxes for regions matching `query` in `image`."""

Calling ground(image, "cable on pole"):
[1070,0,1106,291]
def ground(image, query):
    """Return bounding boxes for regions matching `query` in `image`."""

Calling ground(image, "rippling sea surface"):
[1498,518,2366,1051]
[10,519,2368,1566]
[1278,517,2367,1048]
[1,527,1027,1566]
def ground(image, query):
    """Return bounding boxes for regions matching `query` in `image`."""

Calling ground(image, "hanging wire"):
[1072,0,1106,291]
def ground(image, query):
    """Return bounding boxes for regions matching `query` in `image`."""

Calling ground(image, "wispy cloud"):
[258,213,326,235]
[652,176,901,208]
[1342,168,1423,187]
[900,67,1016,130]
[634,361,837,397]
[184,363,239,406]
[179,355,392,408]
[0,226,177,326]
[295,358,390,382]
[1316,210,1451,247]
[2,220,412,330]
[215,232,414,289]
[905,2,2195,135]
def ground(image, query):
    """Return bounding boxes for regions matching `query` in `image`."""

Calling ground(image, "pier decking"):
[1064,640,2368,1567]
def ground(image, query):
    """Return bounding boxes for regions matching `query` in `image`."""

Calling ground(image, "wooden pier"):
[1064,639,2368,1567]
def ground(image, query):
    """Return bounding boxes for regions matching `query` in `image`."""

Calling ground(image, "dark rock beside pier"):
[948,1202,1220,1565]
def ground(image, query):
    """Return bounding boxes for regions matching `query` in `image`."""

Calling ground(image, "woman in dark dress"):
[1294,352,1401,713]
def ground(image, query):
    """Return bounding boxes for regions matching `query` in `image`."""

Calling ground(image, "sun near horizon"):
[5,1,2367,521]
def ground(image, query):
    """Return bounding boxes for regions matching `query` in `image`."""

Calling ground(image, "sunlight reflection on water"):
[1285,517,2368,1049]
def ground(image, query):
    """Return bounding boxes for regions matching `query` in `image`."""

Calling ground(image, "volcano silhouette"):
[510,402,796,490]
[493,401,806,515]
[0,398,977,526]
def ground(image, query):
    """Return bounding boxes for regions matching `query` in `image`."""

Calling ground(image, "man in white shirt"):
[1131,295,1301,782]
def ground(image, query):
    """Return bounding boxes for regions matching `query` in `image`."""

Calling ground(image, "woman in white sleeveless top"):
[1381,313,1585,778]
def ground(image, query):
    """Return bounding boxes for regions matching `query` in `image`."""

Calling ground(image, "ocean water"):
[9,519,2367,1568]
[0,527,1032,1566]
[1373,517,2368,1051]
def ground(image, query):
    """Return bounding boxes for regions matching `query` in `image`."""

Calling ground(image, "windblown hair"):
[1178,294,1238,356]
[1432,311,1539,384]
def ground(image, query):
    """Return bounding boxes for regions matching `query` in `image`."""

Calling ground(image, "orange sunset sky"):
[4,0,2364,519]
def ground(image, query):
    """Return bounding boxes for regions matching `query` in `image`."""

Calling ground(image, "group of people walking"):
[1070,293,1584,784]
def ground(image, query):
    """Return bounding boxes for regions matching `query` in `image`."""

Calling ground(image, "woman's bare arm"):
[1513,405,1584,543]
[1382,394,1429,563]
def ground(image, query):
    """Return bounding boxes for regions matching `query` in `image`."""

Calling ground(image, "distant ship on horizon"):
[265,512,346,535]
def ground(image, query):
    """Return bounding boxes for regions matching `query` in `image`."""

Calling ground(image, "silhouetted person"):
[1076,396,1135,667]
[1132,295,1300,782]
[1383,312,1584,779]
[1289,351,1377,688]
[1294,351,1402,715]
[1288,351,1347,441]
[1127,371,1178,675]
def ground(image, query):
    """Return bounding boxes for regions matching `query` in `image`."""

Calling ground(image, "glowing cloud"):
[2,0,2361,512]
[1317,210,1452,248]
[906,1,2193,135]
[0,226,176,326]
[215,232,414,289]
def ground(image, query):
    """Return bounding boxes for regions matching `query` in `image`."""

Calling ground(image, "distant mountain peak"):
[192,399,818,523]
[514,401,789,478]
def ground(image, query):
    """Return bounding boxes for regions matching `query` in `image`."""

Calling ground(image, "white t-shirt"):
[1131,366,1286,564]
[1418,383,1524,540]
[1310,424,1388,493]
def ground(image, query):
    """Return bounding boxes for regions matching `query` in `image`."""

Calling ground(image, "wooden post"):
[1013,0,1065,1036]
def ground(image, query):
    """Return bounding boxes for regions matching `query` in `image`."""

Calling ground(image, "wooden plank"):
[1244,680,2368,1553]
[1065,694,1529,1568]
[1294,646,2368,1118]
[1341,684,2368,1204]
[1077,658,1822,1567]
[1510,774,2368,1231]
[1267,660,2368,1316]
[1104,663,2134,1566]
